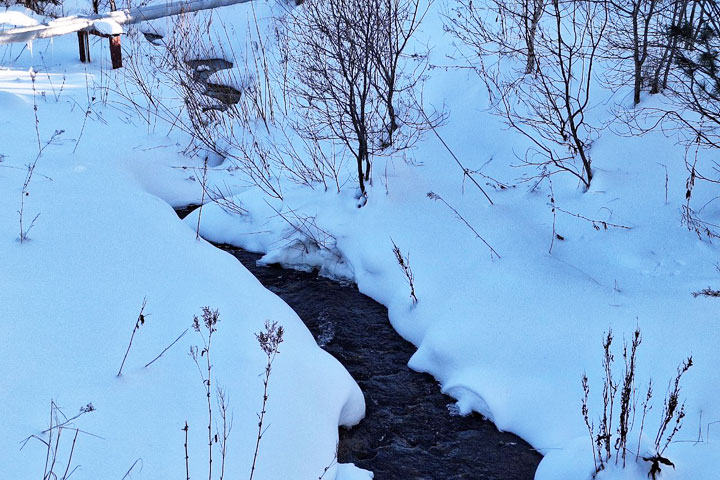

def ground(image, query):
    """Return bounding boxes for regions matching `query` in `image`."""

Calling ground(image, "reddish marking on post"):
[110,35,122,69]
[77,31,90,63]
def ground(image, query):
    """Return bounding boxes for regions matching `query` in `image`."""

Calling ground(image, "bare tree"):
[648,0,689,94]
[279,0,437,201]
[604,0,662,105]
[669,0,720,148]
[367,0,434,146]
[445,0,546,75]
[449,0,607,188]
[280,0,382,198]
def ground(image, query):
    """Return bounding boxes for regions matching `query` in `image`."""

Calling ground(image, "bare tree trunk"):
[650,0,686,94]
[525,0,544,74]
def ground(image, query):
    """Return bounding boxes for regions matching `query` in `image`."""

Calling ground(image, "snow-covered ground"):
[2,1,719,479]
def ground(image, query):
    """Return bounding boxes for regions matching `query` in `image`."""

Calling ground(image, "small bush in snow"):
[581,327,692,479]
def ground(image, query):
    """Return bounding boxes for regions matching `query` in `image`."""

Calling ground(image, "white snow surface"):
[0,26,365,480]
[0,6,39,28]
[1,1,720,479]
[92,19,122,35]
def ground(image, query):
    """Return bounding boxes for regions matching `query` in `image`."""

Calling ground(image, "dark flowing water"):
[177,206,541,479]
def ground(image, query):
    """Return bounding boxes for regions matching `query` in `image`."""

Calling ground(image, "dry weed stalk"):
[196,156,209,240]
[582,327,693,478]
[18,129,63,243]
[216,386,232,480]
[691,287,720,298]
[117,297,148,376]
[250,320,284,480]
[183,421,190,480]
[20,401,96,480]
[317,443,339,479]
[391,239,417,304]
[190,306,220,480]
[144,327,189,368]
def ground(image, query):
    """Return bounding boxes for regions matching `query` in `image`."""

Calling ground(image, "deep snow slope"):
[0,6,368,480]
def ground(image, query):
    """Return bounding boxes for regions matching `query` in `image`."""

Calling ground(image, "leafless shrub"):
[14,0,61,16]
[118,13,285,199]
[203,181,248,217]
[582,327,693,478]
[444,0,546,74]
[601,0,665,105]
[446,0,607,189]
[278,0,440,201]
[265,201,343,263]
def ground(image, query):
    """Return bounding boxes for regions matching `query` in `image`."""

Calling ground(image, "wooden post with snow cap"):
[91,19,125,69]
[110,35,122,69]
[108,0,121,70]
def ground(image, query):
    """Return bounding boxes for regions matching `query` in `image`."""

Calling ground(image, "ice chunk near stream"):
[260,237,355,281]
[443,385,495,422]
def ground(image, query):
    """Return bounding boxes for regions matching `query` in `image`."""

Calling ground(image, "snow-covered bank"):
[3,0,720,478]
[0,26,368,480]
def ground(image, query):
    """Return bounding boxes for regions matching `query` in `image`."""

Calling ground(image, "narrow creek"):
[176,206,541,479]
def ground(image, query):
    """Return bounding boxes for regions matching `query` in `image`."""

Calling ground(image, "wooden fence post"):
[77,31,90,63]
[109,35,122,69]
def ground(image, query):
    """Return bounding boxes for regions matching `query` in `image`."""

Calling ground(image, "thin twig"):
[427,192,500,258]
[120,458,143,480]
[144,328,189,368]
[554,206,632,230]
[419,103,494,205]
[117,298,148,376]
[183,422,190,480]
[196,157,209,240]
[60,429,79,480]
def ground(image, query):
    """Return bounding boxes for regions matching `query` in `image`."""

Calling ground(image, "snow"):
[1,0,719,479]
[0,29,365,480]
[0,6,40,28]
[92,19,122,35]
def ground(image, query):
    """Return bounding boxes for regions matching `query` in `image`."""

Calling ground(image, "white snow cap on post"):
[93,19,123,36]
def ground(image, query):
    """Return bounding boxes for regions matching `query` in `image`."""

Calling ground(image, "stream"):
[176,206,541,479]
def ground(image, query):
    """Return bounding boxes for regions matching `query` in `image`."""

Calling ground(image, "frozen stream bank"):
[176,207,541,479]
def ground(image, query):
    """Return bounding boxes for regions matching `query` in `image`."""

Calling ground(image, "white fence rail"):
[0,0,252,45]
